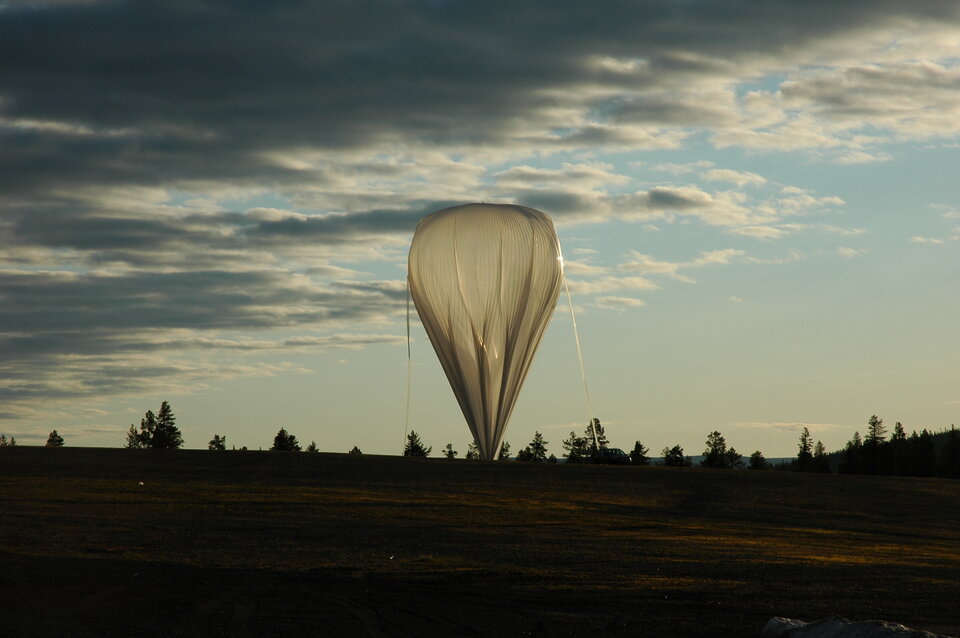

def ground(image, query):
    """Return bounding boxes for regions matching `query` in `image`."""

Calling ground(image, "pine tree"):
[348,445,363,455]
[45,430,64,448]
[911,429,937,477]
[862,415,886,474]
[812,440,830,472]
[208,434,226,451]
[305,441,319,453]
[585,418,608,455]
[562,430,589,463]
[662,444,689,467]
[938,426,959,478]
[125,424,144,449]
[466,441,480,460]
[152,401,183,449]
[271,428,301,452]
[701,431,731,468]
[865,415,886,445]
[403,430,431,457]
[797,427,813,471]
[840,432,863,474]
[630,440,650,465]
[890,422,909,475]
[443,443,458,459]
[517,431,548,462]
[748,450,770,470]
[497,441,510,460]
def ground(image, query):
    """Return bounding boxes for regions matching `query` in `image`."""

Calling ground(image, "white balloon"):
[408,203,563,460]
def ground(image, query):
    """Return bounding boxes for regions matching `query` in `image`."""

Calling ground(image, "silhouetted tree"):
[208,434,226,451]
[839,432,863,474]
[348,445,363,455]
[865,414,886,445]
[271,428,301,452]
[585,418,608,455]
[938,426,959,478]
[516,431,548,462]
[126,410,156,448]
[465,441,480,460]
[630,440,650,465]
[305,441,319,453]
[0,434,15,447]
[152,401,183,449]
[748,450,770,470]
[562,430,590,463]
[812,440,830,472]
[662,444,690,467]
[443,443,458,459]
[403,430,431,457]
[910,429,937,477]
[45,430,64,448]
[497,441,510,461]
[547,454,558,463]
[890,422,909,475]
[862,415,886,474]
[564,419,608,462]
[701,431,741,468]
[796,427,813,471]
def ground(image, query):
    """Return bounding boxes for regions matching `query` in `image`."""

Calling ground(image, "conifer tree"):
[271,428,301,451]
[152,401,183,449]
[630,440,650,465]
[797,427,813,471]
[45,430,65,448]
[748,450,770,470]
[516,431,548,462]
[466,441,480,460]
[812,440,830,472]
[403,430,431,457]
[662,444,689,467]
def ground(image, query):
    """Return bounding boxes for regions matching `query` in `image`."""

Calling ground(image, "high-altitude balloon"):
[408,203,563,460]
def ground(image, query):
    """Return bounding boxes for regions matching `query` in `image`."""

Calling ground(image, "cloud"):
[594,296,646,311]
[701,169,767,187]
[619,248,745,283]
[736,421,849,434]
[910,235,945,244]
[651,160,714,175]
[836,246,867,258]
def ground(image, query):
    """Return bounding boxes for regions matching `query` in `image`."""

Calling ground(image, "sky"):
[1,0,958,457]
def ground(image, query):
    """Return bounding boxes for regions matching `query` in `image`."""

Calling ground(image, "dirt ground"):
[1,447,957,637]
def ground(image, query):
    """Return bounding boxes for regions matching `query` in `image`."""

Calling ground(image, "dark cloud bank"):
[1,0,958,421]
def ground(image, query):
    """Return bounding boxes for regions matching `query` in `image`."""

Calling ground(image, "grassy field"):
[1,447,957,637]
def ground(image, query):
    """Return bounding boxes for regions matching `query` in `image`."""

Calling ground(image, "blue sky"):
[1,0,958,457]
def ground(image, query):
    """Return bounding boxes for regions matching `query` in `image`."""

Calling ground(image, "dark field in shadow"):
[1,447,957,637]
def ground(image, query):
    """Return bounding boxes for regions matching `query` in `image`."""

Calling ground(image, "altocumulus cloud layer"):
[2,0,960,432]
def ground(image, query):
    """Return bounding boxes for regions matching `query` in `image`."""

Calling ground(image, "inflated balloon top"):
[408,203,564,460]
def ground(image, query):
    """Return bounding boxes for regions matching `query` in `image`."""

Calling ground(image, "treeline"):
[836,416,959,479]
[8,404,958,480]
[400,415,960,480]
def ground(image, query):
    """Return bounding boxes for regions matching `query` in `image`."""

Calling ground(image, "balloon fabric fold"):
[408,203,564,460]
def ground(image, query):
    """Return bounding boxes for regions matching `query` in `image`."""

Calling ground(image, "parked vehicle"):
[592,448,632,465]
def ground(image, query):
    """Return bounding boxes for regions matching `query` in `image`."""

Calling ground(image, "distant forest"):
[2,409,957,480]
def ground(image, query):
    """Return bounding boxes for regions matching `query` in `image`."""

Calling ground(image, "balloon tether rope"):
[563,273,598,448]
